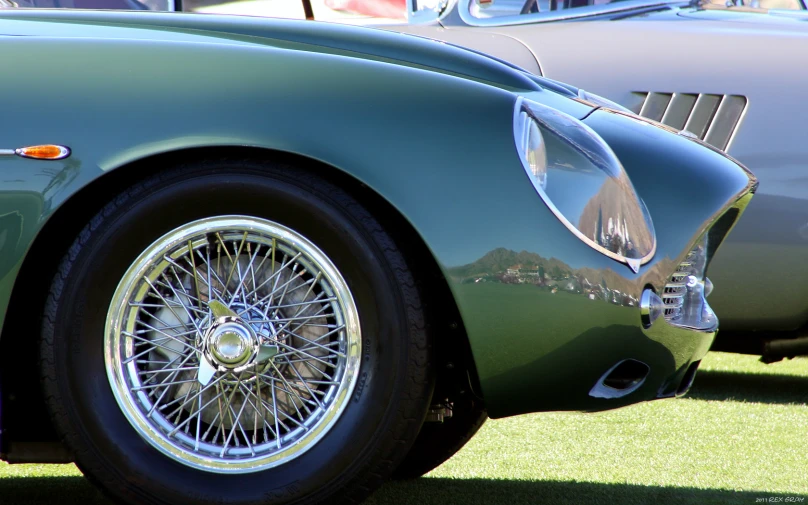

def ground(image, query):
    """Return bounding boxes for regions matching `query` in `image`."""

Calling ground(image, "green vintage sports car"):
[0,9,754,505]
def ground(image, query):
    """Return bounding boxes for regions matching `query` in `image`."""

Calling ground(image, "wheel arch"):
[0,145,481,458]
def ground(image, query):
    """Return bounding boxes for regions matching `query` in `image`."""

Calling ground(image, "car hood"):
[0,9,596,119]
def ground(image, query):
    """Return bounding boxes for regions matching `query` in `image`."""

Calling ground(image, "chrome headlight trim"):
[513,96,657,273]
[577,89,633,114]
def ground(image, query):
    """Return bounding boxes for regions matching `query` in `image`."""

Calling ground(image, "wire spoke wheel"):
[43,164,432,505]
[105,215,361,473]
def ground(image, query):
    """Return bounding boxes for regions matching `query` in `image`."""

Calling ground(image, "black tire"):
[392,396,487,479]
[40,159,433,505]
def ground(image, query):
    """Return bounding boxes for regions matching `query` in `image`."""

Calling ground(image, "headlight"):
[514,97,656,273]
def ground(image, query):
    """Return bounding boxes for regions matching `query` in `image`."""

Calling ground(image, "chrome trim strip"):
[589,359,649,399]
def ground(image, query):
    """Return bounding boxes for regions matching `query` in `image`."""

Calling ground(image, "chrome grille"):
[663,251,698,322]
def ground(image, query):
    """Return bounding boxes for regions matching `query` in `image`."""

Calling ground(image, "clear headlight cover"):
[514,97,656,272]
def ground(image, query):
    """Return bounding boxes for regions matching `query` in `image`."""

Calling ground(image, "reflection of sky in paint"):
[440,231,602,271]
[437,104,656,270]
[438,157,650,270]
[529,116,628,231]
[543,163,605,228]
[434,174,624,271]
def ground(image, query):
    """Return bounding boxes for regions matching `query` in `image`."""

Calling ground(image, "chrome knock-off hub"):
[205,318,256,368]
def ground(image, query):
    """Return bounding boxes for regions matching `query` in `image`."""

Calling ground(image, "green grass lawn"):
[3,352,808,504]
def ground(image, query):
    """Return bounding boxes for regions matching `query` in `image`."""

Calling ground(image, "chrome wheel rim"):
[105,216,361,473]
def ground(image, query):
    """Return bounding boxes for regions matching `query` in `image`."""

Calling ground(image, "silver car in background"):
[321,0,808,363]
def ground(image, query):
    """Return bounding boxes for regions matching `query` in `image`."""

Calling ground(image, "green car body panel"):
[0,11,753,424]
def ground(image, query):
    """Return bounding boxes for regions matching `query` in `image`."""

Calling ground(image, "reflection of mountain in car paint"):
[540,155,654,261]
[449,246,679,307]
[577,176,653,260]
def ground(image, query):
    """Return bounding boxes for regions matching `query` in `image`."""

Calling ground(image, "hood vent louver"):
[630,92,747,151]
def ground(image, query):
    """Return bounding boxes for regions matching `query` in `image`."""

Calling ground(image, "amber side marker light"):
[15,145,71,160]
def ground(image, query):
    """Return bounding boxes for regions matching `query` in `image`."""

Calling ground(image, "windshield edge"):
[455,0,682,26]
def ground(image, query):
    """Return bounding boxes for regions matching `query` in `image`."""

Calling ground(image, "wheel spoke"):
[300,359,336,382]
[143,277,194,333]
[281,326,347,358]
[232,242,263,305]
[272,340,338,368]
[220,376,249,457]
[238,252,303,313]
[284,359,324,409]
[123,331,196,357]
[162,255,226,305]
[146,353,201,417]
[163,373,227,421]
[222,232,249,297]
[125,327,197,355]
[140,366,197,377]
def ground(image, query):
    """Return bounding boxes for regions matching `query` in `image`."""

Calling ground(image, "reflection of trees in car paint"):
[0,161,78,276]
[538,132,654,261]
[0,212,23,261]
[577,176,650,260]
[39,157,81,214]
[449,247,653,307]
[0,193,42,279]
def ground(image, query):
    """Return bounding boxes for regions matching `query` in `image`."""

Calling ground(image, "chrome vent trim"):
[662,258,691,322]
[630,92,747,151]
[663,236,709,325]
